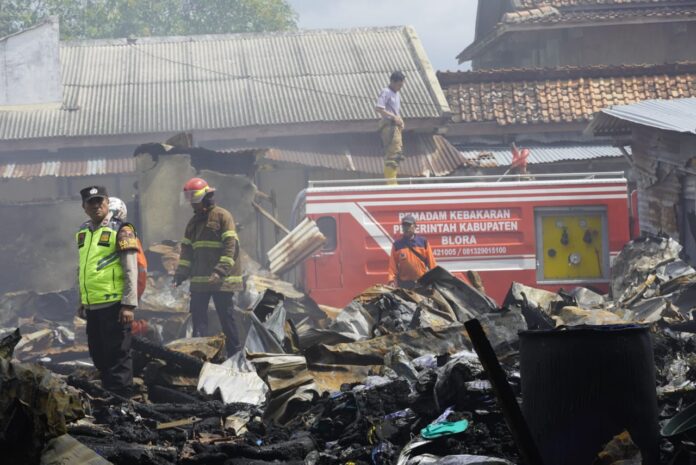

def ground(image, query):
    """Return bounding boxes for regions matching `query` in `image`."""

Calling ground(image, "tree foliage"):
[0,0,298,40]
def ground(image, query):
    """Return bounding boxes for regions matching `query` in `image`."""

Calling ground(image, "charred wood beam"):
[74,435,178,465]
[182,433,316,464]
[147,400,259,419]
[38,361,79,376]
[465,318,544,465]
[148,384,201,404]
[132,336,204,376]
[67,376,172,422]
[225,459,305,465]
[67,422,112,438]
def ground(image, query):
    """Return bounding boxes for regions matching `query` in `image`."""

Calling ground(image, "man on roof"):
[376,70,406,185]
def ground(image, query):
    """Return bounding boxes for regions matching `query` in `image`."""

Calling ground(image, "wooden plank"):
[252,200,290,235]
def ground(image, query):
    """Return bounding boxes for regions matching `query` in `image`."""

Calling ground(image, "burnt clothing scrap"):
[190,291,241,356]
[86,303,133,394]
[175,205,242,293]
[388,235,437,285]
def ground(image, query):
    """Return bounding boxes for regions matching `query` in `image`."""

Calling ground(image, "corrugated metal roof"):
[459,145,625,168]
[588,97,696,135]
[0,157,135,179]
[0,27,450,141]
[262,134,466,177]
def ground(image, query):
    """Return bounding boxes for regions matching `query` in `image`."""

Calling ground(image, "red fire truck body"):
[303,173,630,308]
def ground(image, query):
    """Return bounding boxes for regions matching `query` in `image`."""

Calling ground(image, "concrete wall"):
[474,22,696,69]
[0,17,61,106]
[0,174,136,204]
[0,200,85,294]
[136,153,259,261]
[0,173,138,294]
[136,153,197,248]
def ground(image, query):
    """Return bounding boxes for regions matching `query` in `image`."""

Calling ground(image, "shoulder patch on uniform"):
[77,232,86,248]
[117,225,138,251]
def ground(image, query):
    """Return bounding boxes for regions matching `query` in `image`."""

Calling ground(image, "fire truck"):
[299,172,631,308]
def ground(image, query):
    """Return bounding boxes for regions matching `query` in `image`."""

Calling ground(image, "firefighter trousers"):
[190,291,241,356]
[86,303,133,395]
[379,120,403,185]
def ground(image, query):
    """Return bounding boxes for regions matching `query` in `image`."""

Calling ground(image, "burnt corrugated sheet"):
[0,27,449,141]
[263,134,466,177]
[0,157,135,179]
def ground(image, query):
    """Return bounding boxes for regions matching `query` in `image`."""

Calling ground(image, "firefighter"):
[173,178,242,356]
[76,186,138,396]
[387,214,437,289]
[376,70,406,185]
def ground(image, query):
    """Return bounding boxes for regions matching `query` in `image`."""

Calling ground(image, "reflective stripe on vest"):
[192,240,223,249]
[77,220,124,306]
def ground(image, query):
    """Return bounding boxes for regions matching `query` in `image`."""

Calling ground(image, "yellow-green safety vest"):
[76,218,125,306]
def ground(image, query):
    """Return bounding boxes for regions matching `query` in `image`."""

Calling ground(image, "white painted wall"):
[0,17,61,106]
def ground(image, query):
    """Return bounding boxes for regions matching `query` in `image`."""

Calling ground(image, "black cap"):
[402,214,416,225]
[80,186,108,203]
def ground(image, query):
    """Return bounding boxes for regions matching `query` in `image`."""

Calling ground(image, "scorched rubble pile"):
[3,234,696,464]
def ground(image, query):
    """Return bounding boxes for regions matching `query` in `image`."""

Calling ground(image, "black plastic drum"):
[519,325,658,465]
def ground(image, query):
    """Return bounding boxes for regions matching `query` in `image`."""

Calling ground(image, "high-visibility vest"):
[76,218,125,306]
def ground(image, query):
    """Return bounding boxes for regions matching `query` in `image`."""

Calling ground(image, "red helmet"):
[183,177,215,203]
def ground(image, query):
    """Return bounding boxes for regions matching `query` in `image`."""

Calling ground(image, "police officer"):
[387,214,437,289]
[76,186,138,396]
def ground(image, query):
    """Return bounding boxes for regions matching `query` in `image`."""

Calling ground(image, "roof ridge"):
[59,25,410,48]
[510,0,696,11]
[438,62,696,84]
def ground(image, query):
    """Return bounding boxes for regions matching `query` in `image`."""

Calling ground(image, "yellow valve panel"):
[540,214,605,280]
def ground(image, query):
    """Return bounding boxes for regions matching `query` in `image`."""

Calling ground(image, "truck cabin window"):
[316,216,337,252]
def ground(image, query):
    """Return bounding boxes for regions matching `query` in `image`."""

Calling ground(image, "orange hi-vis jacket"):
[387,235,437,284]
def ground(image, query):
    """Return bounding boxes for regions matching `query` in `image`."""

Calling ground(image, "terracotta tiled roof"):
[503,4,696,24]
[438,63,696,126]
[503,6,561,24]
[459,0,696,62]
[514,0,695,8]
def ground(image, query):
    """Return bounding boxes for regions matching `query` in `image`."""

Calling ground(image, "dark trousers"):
[86,303,133,394]
[190,291,240,356]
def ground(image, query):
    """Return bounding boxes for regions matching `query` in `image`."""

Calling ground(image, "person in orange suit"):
[387,214,437,289]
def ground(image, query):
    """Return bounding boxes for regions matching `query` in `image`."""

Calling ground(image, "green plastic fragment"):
[420,419,470,438]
